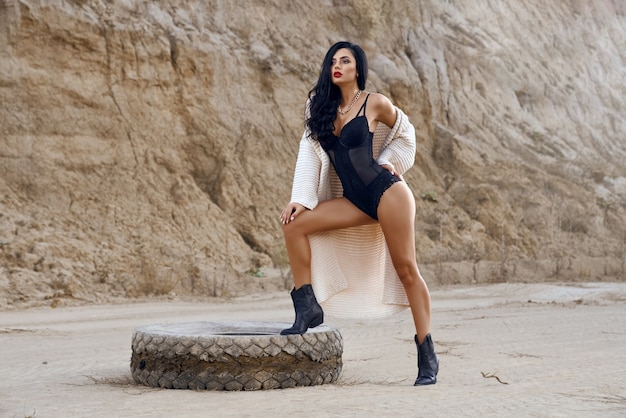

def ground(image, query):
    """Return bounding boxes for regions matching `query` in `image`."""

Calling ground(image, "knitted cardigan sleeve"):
[290,98,322,210]
[290,131,323,210]
[376,108,416,175]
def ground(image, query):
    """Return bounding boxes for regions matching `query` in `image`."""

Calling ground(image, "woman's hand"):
[381,163,403,181]
[280,202,306,224]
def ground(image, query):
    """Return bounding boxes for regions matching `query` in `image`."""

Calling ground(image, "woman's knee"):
[282,219,308,242]
[282,222,297,239]
[396,261,429,288]
[395,262,418,285]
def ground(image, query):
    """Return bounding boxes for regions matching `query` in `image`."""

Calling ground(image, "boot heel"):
[309,314,324,328]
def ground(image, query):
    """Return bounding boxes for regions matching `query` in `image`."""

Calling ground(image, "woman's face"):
[330,48,357,85]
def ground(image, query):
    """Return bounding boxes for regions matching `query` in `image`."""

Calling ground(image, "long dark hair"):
[306,41,368,140]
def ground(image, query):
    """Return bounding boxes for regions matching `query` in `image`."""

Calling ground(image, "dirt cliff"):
[1,0,624,308]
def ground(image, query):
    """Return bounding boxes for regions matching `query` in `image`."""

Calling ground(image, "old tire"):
[130,321,343,391]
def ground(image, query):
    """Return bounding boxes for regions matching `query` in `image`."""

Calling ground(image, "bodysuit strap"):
[356,93,370,117]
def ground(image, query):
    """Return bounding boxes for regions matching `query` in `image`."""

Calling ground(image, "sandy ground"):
[1,282,625,418]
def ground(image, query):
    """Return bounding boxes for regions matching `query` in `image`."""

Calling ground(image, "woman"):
[279,41,438,386]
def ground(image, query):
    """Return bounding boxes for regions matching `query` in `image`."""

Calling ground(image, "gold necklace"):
[337,90,362,115]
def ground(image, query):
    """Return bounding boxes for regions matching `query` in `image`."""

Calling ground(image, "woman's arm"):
[369,94,417,178]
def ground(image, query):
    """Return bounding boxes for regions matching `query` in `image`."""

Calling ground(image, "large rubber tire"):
[130,321,343,391]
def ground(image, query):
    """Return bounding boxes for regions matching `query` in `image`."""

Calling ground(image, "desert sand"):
[1,282,625,417]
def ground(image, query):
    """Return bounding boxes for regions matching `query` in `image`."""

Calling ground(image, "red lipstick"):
[333,72,342,78]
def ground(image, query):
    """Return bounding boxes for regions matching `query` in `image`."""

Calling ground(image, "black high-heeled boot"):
[280,284,324,335]
[414,333,439,386]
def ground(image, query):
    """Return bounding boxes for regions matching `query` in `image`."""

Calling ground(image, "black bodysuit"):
[320,94,400,220]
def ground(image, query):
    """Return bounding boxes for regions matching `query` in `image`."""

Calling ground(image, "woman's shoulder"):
[366,92,396,125]
[367,92,393,107]
[367,93,395,113]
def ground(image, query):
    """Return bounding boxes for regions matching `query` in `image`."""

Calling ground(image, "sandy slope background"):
[1,282,625,417]
[1,0,625,308]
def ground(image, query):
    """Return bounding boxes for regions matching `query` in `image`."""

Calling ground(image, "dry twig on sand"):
[481,371,509,385]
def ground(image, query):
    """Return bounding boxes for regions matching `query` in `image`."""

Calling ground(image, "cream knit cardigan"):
[290,106,416,318]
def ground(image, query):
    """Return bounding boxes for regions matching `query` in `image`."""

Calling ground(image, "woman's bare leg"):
[377,182,432,344]
[282,197,375,288]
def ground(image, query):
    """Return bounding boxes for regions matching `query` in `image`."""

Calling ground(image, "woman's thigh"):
[285,197,376,235]
[377,182,417,265]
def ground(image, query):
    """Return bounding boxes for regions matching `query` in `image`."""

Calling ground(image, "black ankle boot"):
[414,333,439,386]
[280,284,324,335]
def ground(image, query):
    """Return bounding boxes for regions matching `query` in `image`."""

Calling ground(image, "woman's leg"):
[282,197,375,288]
[378,181,438,385]
[280,197,375,335]
[376,182,431,343]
